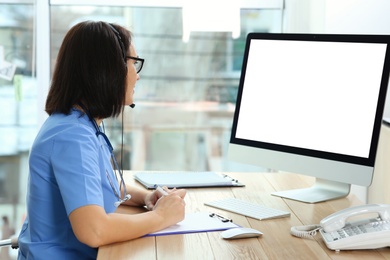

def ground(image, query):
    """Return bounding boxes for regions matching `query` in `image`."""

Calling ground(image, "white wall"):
[323,0,390,203]
[324,0,390,34]
[283,0,390,203]
[324,0,390,118]
[284,0,390,118]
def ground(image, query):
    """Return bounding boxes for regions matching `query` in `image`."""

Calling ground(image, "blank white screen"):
[236,39,387,158]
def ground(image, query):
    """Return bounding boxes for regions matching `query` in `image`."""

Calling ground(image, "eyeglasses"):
[126,56,144,74]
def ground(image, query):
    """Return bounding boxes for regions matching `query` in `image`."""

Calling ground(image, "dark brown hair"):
[45,21,132,118]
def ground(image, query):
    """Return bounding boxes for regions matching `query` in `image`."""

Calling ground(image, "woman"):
[18,21,186,259]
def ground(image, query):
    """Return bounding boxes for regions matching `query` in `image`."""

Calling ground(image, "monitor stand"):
[271,178,351,203]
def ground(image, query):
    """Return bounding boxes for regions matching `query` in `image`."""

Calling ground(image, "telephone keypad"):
[322,218,390,242]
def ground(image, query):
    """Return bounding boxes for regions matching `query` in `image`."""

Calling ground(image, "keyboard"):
[205,198,290,220]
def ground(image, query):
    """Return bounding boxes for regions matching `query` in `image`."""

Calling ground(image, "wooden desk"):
[98,171,390,259]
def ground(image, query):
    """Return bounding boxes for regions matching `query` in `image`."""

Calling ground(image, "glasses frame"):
[126,56,144,73]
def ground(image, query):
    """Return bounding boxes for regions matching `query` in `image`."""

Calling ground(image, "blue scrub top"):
[18,109,119,259]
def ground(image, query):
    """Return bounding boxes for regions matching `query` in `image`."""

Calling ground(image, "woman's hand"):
[144,186,186,210]
[151,189,187,226]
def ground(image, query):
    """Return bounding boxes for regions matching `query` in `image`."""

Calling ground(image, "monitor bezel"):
[230,32,390,168]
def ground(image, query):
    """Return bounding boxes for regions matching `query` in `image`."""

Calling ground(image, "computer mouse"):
[220,227,263,240]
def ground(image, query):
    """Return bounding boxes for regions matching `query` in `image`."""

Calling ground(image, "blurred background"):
[1,1,390,258]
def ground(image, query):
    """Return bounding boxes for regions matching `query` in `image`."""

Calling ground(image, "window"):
[50,5,283,171]
[0,2,36,256]
[0,3,282,248]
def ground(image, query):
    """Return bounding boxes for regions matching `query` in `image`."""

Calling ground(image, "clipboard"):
[145,212,240,237]
[133,171,245,189]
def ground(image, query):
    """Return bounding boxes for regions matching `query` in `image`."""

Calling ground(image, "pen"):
[209,212,232,222]
[155,185,169,196]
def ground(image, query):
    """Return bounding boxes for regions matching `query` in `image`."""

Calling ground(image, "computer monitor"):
[228,33,390,203]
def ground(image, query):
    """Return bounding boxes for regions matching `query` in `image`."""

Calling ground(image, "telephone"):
[291,204,390,251]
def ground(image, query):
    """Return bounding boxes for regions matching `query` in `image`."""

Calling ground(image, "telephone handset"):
[291,204,390,251]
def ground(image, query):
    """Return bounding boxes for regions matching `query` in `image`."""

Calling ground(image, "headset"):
[107,23,127,64]
[107,23,136,109]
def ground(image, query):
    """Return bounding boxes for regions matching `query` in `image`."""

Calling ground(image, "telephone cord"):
[290,224,322,239]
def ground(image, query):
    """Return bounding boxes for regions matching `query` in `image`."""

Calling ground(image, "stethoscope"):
[78,103,131,207]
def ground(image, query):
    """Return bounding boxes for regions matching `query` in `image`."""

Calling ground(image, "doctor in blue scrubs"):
[18,21,186,259]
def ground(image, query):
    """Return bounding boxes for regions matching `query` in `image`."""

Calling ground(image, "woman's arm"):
[122,184,152,207]
[122,184,186,210]
[69,190,186,248]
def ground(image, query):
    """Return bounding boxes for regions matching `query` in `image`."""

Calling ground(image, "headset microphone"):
[129,104,135,108]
